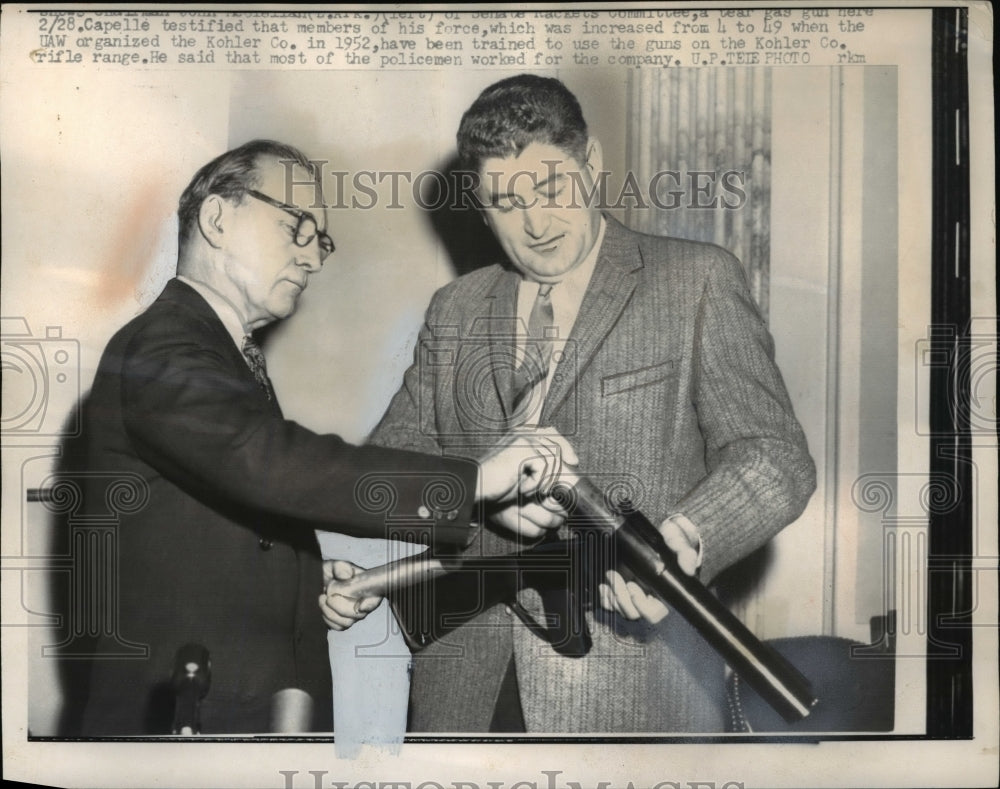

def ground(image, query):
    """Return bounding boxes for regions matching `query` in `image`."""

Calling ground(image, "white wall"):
[767,66,899,643]
[765,66,837,639]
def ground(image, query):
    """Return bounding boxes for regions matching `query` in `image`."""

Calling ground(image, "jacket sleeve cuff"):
[393,455,480,549]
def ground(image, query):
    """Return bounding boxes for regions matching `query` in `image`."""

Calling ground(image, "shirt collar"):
[176,275,248,350]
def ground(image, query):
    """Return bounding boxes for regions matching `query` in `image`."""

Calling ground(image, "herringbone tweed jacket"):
[369,215,816,732]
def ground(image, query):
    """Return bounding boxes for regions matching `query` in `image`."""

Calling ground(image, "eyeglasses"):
[245,189,335,261]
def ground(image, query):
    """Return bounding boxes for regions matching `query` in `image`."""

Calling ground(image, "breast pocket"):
[601,360,677,397]
[591,359,680,478]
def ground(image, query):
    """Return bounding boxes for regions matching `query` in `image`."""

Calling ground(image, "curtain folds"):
[625,68,772,319]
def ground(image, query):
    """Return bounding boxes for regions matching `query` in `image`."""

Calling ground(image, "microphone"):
[171,643,211,735]
[269,688,314,733]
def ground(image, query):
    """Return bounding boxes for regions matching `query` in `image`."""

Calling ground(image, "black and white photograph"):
[1,3,995,788]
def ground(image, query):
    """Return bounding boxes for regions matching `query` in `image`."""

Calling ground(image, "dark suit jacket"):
[69,278,478,735]
[369,216,816,732]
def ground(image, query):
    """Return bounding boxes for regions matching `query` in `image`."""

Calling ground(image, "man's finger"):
[330,560,357,582]
[488,504,551,540]
[598,582,614,614]
[518,501,565,531]
[517,522,547,539]
[319,594,354,630]
[326,593,368,621]
[606,570,640,620]
[626,581,669,624]
[536,493,569,516]
[356,595,382,615]
[535,427,579,467]
[659,518,701,577]
[519,443,557,498]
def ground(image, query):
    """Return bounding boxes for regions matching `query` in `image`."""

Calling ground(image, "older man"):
[67,139,572,735]
[367,76,816,733]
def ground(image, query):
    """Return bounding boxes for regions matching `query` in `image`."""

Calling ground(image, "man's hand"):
[597,515,702,624]
[319,560,383,631]
[475,427,578,504]
[488,494,569,540]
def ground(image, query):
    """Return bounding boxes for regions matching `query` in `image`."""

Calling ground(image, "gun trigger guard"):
[506,599,546,635]
[506,599,570,649]
[506,597,592,658]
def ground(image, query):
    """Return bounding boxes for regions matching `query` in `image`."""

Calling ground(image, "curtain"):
[625,68,772,319]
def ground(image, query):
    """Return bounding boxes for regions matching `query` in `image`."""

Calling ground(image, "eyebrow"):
[288,201,319,225]
[303,198,328,234]
[280,198,324,232]
[302,207,323,230]
[485,171,566,200]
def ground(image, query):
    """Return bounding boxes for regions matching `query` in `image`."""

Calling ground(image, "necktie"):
[242,335,275,401]
[511,283,555,421]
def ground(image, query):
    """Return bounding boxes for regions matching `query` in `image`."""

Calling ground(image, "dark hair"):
[176,139,317,248]
[456,75,589,173]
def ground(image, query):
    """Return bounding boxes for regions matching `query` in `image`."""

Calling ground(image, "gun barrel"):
[566,475,816,722]
[328,555,449,599]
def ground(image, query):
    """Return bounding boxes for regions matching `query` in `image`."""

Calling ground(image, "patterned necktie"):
[511,283,555,421]
[242,335,275,401]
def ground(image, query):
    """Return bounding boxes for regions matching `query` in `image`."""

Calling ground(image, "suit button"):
[417,506,431,519]
[259,537,273,551]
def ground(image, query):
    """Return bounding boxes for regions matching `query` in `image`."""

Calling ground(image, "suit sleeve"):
[675,250,816,584]
[119,319,477,543]
[368,294,450,456]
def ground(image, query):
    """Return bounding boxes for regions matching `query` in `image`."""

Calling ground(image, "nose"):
[522,202,549,239]
[297,240,323,273]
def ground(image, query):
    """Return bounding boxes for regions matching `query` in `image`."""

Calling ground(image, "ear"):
[584,137,604,176]
[197,195,227,249]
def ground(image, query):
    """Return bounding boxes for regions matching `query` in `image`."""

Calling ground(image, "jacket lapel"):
[163,279,283,417]
[541,217,643,423]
